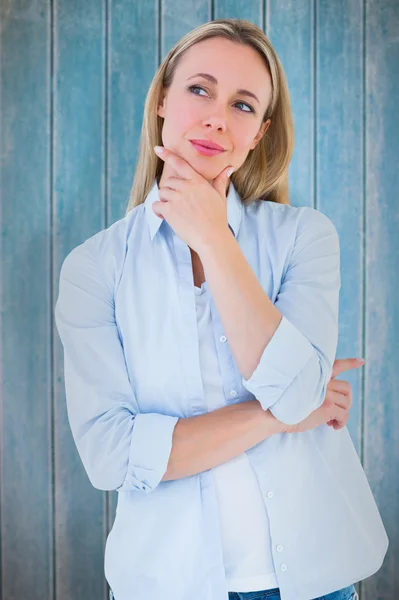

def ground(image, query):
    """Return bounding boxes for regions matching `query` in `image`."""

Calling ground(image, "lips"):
[190,139,225,151]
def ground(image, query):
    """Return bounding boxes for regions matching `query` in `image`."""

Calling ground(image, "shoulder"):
[253,200,337,230]
[59,205,144,291]
[250,201,339,247]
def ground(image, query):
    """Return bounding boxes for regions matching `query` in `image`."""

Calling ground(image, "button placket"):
[209,298,240,404]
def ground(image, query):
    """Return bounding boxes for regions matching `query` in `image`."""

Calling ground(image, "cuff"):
[117,412,179,493]
[241,315,314,412]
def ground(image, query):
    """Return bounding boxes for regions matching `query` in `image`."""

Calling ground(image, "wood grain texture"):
[0,1,397,599]
[269,0,314,209]
[364,1,399,599]
[0,2,53,599]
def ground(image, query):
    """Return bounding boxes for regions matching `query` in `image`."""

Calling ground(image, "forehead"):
[176,37,270,84]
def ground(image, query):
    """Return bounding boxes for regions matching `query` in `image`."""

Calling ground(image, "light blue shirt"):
[55,179,388,600]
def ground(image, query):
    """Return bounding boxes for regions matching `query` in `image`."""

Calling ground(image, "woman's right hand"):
[285,358,364,434]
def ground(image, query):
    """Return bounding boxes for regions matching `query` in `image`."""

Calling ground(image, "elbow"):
[83,457,159,494]
[82,459,127,491]
[86,470,122,492]
[76,437,133,492]
[265,352,331,426]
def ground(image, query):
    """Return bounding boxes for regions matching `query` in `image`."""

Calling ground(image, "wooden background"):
[1,1,398,599]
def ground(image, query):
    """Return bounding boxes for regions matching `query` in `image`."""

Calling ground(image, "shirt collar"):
[144,177,243,241]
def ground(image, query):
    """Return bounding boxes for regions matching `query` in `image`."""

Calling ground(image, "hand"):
[325,358,364,429]
[284,357,365,434]
[152,146,234,254]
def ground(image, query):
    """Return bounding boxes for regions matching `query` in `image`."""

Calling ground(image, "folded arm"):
[200,207,341,426]
[55,240,179,493]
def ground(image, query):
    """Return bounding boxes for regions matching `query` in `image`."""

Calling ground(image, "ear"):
[157,91,167,118]
[249,118,272,150]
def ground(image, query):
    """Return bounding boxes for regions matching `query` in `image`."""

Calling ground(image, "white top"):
[194,282,279,592]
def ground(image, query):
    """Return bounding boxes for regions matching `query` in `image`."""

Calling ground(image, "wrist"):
[197,228,235,260]
[266,410,297,434]
[261,408,288,435]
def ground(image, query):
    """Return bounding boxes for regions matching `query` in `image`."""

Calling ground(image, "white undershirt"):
[194,283,279,593]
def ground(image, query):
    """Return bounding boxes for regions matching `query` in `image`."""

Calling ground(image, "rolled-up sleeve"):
[54,240,179,493]
[241,207,341,426]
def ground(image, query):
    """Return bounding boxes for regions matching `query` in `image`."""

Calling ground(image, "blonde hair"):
[125,18,294,215]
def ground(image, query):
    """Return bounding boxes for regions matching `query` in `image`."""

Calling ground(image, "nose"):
[202,114,227,132]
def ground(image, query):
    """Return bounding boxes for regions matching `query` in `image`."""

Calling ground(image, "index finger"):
[331,358,365,379]
[154,146,199,180]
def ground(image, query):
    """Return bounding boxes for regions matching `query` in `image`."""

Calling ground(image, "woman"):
[55,18,388,600]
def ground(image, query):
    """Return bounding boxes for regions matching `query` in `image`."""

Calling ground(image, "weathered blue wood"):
[0,2,53,599]
[52,1,107,599]
[269,0,314,209]
[1,1,398,599]
[161,0,210,61]
[214,0,263,24]
[317,0,364,452]
[364,1,399,599]
[107,1,160,225]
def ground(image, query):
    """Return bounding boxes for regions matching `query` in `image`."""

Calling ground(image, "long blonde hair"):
[125,18,294,215]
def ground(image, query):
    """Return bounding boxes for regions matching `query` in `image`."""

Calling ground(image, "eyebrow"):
[186,72,260,105]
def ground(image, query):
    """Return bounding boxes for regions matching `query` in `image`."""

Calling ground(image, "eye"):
[235,101,254,113]
[187,85,255,114]
[188,85,208,97]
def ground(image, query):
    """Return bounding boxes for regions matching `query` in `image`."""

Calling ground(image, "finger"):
[157,188,177,203]
[154,146,199,180]
[327,378,351,395]
[160,176,186,191]
[331,358,365,379]
[330,403,349,429]
[327,388,351,410]
[212,166,234,199]
[152,189,175,217]
[328,416,349,430]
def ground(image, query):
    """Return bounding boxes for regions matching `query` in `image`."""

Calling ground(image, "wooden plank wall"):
[1,1,397,599]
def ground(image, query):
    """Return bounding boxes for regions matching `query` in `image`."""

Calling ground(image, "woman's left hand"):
[325,358,364,429]
[152,146,235,254]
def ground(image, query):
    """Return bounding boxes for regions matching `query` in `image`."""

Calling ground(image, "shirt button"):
[281,564,287,571]
[229,390,237,397]
[277,545,283,552]
[267,491,274,498]
[220,335,227,343]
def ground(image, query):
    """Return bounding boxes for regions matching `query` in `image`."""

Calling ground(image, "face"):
[157,37,272,187]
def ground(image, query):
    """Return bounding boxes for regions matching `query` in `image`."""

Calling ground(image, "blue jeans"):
[228,584,359,600]
[108,584,359,599]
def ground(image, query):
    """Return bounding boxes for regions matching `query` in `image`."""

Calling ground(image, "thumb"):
[331,357,365,379]
[212,166,234,198]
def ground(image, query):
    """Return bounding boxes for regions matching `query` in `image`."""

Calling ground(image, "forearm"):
[199,233,282,381]
[162,400,284,481]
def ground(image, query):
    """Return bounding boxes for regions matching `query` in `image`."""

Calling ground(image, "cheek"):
[233,123,260,151]
[164,100,197,134]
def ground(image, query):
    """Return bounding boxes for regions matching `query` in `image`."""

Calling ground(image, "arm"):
[55,239,179,493]
[162,401,283,481]
[55,238,284,492]
[200,207,341,426]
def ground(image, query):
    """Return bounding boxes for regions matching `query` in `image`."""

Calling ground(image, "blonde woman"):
[55,18,388,600]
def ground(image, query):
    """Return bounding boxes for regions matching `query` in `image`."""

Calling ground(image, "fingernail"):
[154,145,164,153]
[227,167,234,177]
[357,358,365,363]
